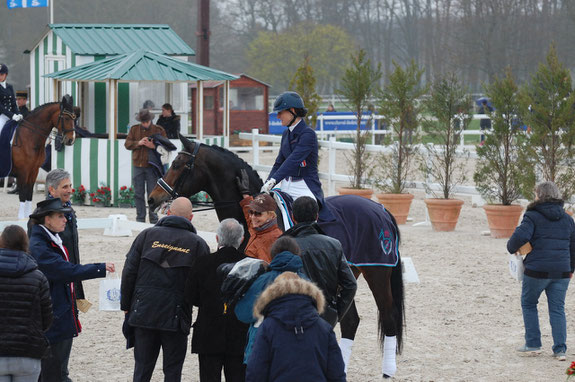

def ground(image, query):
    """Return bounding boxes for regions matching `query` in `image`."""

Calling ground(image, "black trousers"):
[198,353,245,382]
[133,328,188,382]
[40,338,73,382]
[133,166,159,223]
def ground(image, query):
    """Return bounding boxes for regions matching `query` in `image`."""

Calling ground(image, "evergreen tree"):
[336,49,382,189]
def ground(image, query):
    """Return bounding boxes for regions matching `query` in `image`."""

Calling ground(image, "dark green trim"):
[56,147,64,170]
[89,139,99,194]
[52,33,57,55]
[43,37,48,56]
[114,140,119,203]
[34,47,39,107]
[94,56,106,134]
[106,140,111,189]
[71,53,76,104]
[73,141,82,188]
[118,83,129,134]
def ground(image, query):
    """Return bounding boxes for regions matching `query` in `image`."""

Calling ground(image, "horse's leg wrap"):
[338,338,354,373]
[25,201,32,218]
[382,335,397,377]
[18,202,26,220]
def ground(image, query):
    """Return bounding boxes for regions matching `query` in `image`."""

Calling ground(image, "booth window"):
[204,95,214,110]
[222,87,264,111]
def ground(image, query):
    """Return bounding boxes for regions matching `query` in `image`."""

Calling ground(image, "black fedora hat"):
[29,198,71,219]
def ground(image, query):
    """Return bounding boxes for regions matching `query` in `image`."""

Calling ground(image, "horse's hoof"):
[383,374,392,379]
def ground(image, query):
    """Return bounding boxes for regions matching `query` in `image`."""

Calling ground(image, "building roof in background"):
[44,50,238,82]
[49,24,195,56]
[188,74,272,88]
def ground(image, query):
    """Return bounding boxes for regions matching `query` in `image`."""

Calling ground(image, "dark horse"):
[148,135,405,377]
[11,95,77,219]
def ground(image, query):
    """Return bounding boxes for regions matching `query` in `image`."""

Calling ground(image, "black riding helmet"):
[0,63,8,75]
[272,91,308,127]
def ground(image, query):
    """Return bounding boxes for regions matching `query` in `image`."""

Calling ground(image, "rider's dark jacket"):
[283,222,357,327]
[0,83,18,119]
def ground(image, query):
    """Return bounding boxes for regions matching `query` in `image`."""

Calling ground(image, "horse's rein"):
[14,109,76,147]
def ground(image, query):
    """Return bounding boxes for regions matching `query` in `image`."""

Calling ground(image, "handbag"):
[99,274,121,311]
[509,253,525,282]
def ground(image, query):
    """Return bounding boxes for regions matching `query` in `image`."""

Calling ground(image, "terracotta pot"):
[483,204,524,239]
[337,187,373,199]
[424,198,464,232]
[375,193,415,224]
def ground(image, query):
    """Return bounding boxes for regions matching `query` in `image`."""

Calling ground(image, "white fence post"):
[252,128,260,167]
[328,136,336,196]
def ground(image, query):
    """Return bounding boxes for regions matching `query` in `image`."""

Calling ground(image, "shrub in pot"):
[374,60,426,223]
[335,49,382,198]
[420,73,471,231]
[473,68,529,238]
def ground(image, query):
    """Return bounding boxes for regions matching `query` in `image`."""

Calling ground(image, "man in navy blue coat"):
[263,91,334,222]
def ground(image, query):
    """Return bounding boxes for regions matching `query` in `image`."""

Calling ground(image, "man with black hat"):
[125,108,166,224]
[0,63,22,132]
[28,198,115,381]
[16,90,29,118]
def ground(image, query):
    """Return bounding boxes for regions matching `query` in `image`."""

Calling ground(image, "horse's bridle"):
[156,142,201,199]
[56,109,76,136]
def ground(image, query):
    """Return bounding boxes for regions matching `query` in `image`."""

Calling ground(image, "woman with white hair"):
[507,181,575,361]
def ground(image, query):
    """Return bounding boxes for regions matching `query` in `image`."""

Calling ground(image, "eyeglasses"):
[248,210,263,217]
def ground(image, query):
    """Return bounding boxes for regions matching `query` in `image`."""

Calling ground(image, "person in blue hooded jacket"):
[262,91,334,222]
[246,272,345,382]
[235,236,305,364]
[507,181,575,361]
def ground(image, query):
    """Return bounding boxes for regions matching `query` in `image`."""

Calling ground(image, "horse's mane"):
[205,145,263,187]
[29,100,74,116]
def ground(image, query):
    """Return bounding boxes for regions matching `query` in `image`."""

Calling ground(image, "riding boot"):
[382,335,397,378]
[338,338,354,373]
[18,202,26,220]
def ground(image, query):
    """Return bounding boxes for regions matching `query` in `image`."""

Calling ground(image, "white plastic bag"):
[99,276,121,311]
[509,254,524,282]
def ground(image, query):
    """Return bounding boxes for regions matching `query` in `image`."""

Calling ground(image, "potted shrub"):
[336,49,382,199]
[90,185,112,207]
[420,73,472,231]
[117,186,135,208]
[71,184,87,206]
[518,44,575,199]
[374,60,426,223]
[473,68,528,238]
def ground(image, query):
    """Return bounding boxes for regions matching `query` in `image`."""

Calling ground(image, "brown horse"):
[148,135,405,378]
[12,95,77,218]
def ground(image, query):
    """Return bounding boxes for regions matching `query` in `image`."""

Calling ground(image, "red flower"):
[90,193,95,197]
[72,189,75,193]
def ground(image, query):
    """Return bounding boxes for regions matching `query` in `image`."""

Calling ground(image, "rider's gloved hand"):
[11,114,23,122]
[260,178,276,194]
[235,169,250,195]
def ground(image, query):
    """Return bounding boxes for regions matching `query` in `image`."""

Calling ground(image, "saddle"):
[270,190,295,231]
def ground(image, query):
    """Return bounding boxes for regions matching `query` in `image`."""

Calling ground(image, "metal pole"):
[223,80,230,148]
[49,0,54,24]
[197,81,204,141]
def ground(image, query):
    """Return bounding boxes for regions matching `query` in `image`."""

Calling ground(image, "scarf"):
[254,218,277,232]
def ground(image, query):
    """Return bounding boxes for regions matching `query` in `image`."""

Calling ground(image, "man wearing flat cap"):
[125,109,166,224]
[0,63,22,132]
[16,90,29,118]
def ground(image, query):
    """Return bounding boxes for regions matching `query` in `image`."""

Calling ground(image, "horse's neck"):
[22,110,55,141]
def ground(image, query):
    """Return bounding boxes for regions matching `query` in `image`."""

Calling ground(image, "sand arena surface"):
[3,149,574,381]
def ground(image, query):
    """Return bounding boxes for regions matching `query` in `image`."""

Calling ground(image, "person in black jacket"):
[0,225,52,381]
[16,90,29,118]
[121,197,210,382]
[507,181,575,360]
[191,218,249,382]
[283,196,357,328]
[28,198,114,381]
[156,103,181,139]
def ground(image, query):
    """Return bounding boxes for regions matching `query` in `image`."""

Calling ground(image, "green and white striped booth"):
[52,136,224,202]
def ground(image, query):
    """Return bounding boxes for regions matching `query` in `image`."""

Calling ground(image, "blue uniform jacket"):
[235,251,304,363]
[0,83,18,119]
[507,200,575,276]
[29,224,106,344]
[268,120,334,221]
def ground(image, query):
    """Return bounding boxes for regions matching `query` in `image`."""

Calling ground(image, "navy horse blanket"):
[318,195,399,267]
[0,120,17,177]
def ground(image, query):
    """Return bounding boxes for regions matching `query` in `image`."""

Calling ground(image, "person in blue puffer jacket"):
[235,236,305,364]
[246,272,346,382]
[507,181,575,360]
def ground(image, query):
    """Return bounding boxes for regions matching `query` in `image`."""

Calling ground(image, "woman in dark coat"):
[28,198,115,381]
[0,225,52,381]
[507,181,575,360]
[156,103,181,139]
[246,272,346,382]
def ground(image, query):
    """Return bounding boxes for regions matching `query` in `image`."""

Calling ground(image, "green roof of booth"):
[48,24,195,56]
[44,50,238,82]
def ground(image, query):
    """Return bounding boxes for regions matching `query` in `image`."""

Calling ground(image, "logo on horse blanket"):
[379,229,393,255]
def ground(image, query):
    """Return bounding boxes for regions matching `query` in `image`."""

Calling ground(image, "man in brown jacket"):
[124,109,166,224]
